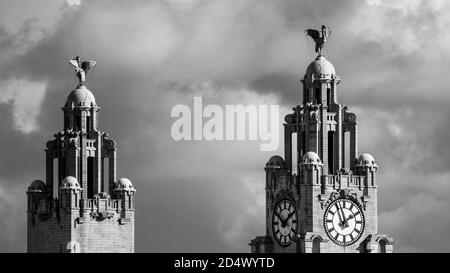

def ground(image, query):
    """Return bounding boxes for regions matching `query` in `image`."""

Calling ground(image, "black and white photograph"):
[0,0,449,266]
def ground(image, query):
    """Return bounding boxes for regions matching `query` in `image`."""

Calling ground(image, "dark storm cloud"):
[1,0,450,253]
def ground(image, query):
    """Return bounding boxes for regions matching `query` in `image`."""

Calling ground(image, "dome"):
[301,151,322,164]
[355,153,377,167]
[28,180,46,192]
[266,155,285,168]
[61,176,81,189]
[115,178,135,191]
[306,55,336,79]
[66,85,96,107]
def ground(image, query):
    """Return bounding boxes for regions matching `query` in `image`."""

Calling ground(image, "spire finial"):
[69,56,96,86]
[305,25,332,56]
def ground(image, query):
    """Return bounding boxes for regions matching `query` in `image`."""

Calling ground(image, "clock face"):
[272,199,298,246]
[323,198,365,246]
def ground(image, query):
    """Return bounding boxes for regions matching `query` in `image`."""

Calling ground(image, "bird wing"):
[305,29,321,40]
[69,59,79,69]
[81,61,96,71]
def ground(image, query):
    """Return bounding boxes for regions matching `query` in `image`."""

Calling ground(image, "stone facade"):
[250,55,394,253]
[27,82,135,253]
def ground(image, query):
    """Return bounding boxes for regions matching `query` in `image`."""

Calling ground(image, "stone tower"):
[26,58,135,253]
[249,52,394,253]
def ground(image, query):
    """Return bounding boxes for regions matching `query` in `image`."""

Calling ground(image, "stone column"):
[321,108,328,174]
[350,123,358,169]
[334,107,343,171]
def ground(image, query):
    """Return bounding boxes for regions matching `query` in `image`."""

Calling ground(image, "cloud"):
[0,78,47,133]
[379,188,450,252]
[0,0,450,253]
[366,0,381,6]
[66,0,81,6]
[0,182,26,252]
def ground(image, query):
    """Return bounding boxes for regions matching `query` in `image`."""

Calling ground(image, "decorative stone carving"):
[97,192,110,199]
[103,138,116,150]
[284,113,296,123]
[320,189,362,211]
[90,211,114,221]
[343,107,357,123]
[308,105,320,122]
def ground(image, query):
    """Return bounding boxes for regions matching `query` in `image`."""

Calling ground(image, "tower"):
[26,57,135,253]
[249,27,394,253]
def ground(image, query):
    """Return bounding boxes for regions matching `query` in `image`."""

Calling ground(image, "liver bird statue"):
[305,25,332,56]
[69,56,96,86]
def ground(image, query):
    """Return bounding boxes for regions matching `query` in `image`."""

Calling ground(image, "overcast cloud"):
[1,0,450,252]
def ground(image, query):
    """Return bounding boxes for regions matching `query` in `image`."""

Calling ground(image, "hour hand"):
[286,211,296,221]
[344,214,354,223]
[274,211,286,225]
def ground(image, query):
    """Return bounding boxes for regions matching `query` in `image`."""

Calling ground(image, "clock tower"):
[249,29,394,253]
[26,57,135,253]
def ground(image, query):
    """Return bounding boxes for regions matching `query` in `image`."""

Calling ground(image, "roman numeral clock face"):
[272,199,298,246]
[324,198,365,246]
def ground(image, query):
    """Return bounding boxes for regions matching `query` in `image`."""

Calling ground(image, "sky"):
[1,0,450,252]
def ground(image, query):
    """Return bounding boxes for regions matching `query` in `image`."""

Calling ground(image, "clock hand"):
[337,202,350,229]
[343,213,354,226]
[285,211,296,223]
[335,203,345,228]
[338,203,353,228]
[275,211,287,227]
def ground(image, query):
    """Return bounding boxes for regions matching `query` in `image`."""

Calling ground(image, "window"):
[379,239,387,253]
[75,116,81,131]
[312,237,321,253]
[359,241,368,253]
[53,158,58,198]
[86,116,91,132]
[303,86,307,104]
[61,157,66,180]
[87,157,94,198]
[103,157,109,192]
[302,131,306,157]
[314,88,321,104]
[327,88,331,105]
[328,131,334,173]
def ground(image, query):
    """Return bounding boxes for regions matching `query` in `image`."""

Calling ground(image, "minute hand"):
[335,203,344,227]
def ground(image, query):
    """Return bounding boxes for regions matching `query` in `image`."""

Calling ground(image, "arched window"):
[359,240,368,253]
[312,237,321,253]
[379,239,387,253]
